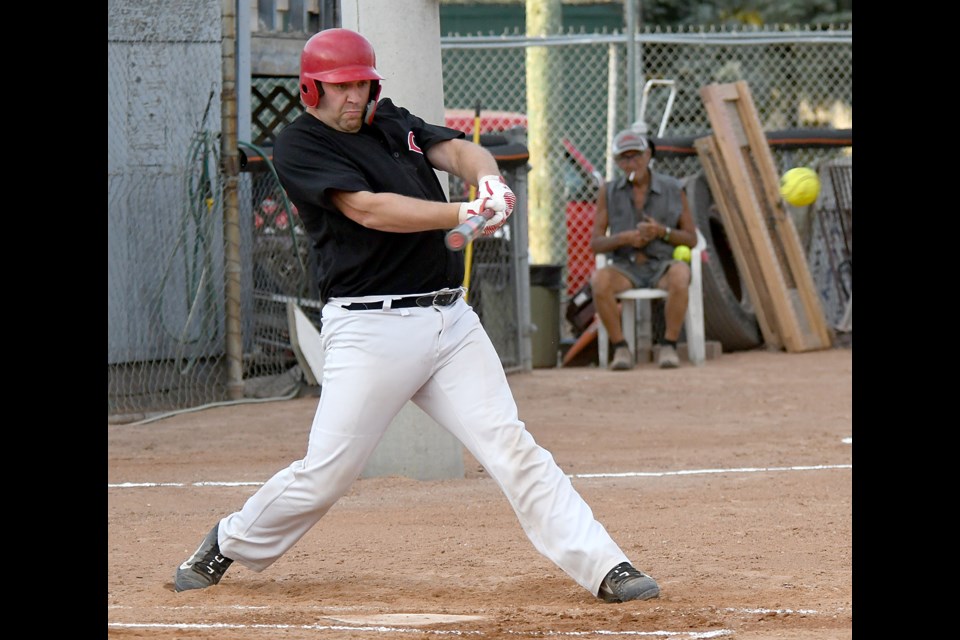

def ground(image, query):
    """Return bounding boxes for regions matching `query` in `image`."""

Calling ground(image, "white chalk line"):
[106,604,836,615]
[108,464,851,489]
[572,463,850,480]
[107,604,838,616]
[107,605,846,636]
[106,621,734,638]
[109,480,265,488]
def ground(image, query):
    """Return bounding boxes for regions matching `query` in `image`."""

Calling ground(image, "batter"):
[173,28,660,604]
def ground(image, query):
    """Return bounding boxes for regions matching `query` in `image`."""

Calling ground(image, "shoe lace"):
[607,562,643,587]
[191,544,233,579]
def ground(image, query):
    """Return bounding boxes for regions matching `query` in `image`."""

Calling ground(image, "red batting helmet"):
[299,28,384,120]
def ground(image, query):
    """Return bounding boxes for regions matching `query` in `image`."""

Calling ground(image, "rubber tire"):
[683,172,763,352]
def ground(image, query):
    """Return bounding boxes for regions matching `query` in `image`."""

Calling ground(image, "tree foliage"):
[643,1,852,27]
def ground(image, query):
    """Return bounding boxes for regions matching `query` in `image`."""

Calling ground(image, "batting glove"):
[478,175,516,216]
[458,196,491,223]
[458,195,507,236]
[476,175,516,234]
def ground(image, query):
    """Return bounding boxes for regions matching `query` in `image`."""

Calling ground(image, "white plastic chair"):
[597,229,707,368]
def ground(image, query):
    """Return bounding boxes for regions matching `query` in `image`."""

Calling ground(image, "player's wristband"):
[663,227,671,242]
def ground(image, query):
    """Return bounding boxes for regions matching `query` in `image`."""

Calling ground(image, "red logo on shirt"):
[407,132,423,154]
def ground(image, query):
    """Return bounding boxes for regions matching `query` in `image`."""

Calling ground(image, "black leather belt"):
[341,289,463,311]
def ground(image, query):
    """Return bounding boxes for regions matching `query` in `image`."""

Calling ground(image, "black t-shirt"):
[273,99,466,302]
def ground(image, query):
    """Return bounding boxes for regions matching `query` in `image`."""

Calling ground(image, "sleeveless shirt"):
[603,170,685,288]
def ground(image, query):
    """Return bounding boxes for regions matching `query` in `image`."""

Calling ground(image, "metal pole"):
[634,1,645,123]
[605,42,618,182]
[221,0,244,399]
[624,0,636,124]
[236,0,251,144]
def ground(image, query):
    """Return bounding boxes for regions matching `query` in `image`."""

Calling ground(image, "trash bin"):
[529,264,563,368]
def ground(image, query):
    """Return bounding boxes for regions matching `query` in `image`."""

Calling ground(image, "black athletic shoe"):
[174,524,234,592]
[597,562,660,602]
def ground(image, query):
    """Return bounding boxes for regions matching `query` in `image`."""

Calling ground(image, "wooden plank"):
[694,135,781,349]
[700,83,800,350]
[698,81,831,352]
[731,81,833,350]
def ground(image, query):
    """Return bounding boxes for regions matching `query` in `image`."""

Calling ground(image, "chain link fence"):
[108,10,852,419]
[108,1,230,418]
[441,27,852,303]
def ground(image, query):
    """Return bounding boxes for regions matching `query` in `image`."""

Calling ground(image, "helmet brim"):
[306,65,384,83]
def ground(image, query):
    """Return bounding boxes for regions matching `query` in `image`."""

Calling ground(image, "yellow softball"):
[779,167,820,207]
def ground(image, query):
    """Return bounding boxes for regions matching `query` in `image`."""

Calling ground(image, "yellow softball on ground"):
[779,167,820,207]
[672,244,691,262]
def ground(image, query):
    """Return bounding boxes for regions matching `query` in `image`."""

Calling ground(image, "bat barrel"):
[444,211,491,252]
[445,232,468,251]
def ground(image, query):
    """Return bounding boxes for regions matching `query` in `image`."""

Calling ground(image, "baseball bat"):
[445,208,494,251]
[463,101,483,299]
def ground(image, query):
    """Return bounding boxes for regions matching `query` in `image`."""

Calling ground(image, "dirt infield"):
[107,346,852,639]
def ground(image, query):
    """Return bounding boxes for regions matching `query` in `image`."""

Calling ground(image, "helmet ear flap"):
[300,79,324,109]
[363,81,382,125]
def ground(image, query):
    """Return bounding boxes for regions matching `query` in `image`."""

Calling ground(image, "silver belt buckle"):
[420,289,460,307]
[442,289,463,305]
[415,294,435,308]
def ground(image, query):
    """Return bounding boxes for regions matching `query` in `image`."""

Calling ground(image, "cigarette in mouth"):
[628,171,635,182]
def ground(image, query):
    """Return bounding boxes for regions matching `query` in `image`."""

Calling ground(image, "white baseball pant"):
[218,295,630,595]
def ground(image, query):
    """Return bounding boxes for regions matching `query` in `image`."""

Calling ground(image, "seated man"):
[589,128,699,370]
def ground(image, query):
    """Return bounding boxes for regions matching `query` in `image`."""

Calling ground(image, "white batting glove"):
[458,196,491,223]
[476,175,516,234]
[458,196,507,235]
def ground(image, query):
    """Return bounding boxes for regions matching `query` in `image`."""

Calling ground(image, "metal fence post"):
[222,0,244,399]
